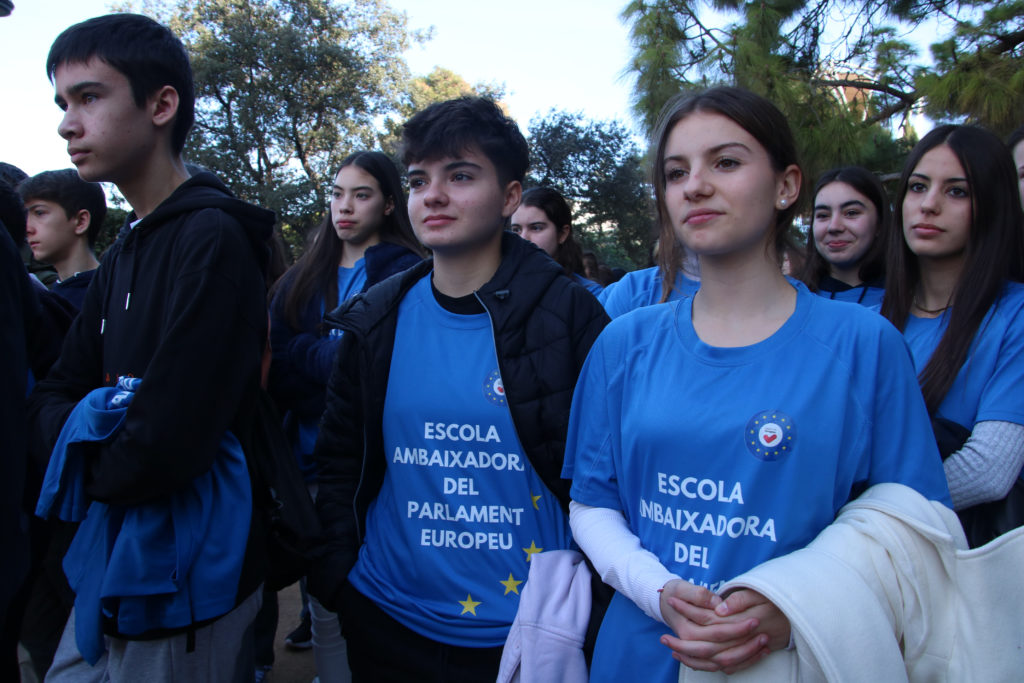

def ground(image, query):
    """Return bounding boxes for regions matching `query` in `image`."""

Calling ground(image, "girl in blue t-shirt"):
[563,87,949,682]
[799,166,888,306]
[267,151,423,679]
[881,125,1024,547]
[510,186,604,295]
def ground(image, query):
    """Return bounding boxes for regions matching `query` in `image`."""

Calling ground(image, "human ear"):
[73,209,91,237]
[150,85,180,129]
[383,196,394,216]
[558,224,570,245]
[776,164,802,210]
[501,181,522,218]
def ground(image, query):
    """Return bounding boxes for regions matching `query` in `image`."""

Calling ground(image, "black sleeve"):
[307,326,369,611]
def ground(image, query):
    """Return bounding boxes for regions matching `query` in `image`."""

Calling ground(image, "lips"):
[423,214,455,227]
[825,240,851,250]
[683,209,722,225]
[911,223,943,237]
[335,220,356,229]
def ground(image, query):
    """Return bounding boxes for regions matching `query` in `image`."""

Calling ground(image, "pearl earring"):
[779,199,787,208]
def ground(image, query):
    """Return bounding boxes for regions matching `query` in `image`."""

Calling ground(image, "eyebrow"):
[333,184,375,192]
[663,141,752,164]
[815,199,867,213]
[909,172,968,184]
[54,80,105,105]
[408,160,483,177]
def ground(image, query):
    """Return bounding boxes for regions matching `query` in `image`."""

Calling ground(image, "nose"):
[422,180,447,207]
[919,188,941,215]
[683,165,712,201]
[57,108,78,141]
[827,213,843,233]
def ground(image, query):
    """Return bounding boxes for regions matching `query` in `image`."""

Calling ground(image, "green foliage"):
[622,0,1024,193]
[136,0,417,257]
[527,111,654,269]
[96,206,130,257]
[378,67,506,159]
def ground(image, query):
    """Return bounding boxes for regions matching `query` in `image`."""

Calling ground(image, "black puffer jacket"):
[309,233,609,611]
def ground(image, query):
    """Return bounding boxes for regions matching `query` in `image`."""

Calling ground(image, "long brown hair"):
[651,87,801,303]
[881,125,1024,414]
[273,151,423,330]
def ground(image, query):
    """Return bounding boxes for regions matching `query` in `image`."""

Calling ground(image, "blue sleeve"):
[866,323,952,506]
[563,328,625,511]
[974,302,1024,426]
[268,278,339,413]
[597,279,632,319]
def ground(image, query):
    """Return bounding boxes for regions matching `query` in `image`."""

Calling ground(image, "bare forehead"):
[664,111,760,160]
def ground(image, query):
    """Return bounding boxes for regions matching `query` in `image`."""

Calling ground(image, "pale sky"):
[0,0,640,178]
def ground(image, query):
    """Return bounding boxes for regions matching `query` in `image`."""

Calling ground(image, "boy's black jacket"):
[309,232,610,611]
[29,172,275,621]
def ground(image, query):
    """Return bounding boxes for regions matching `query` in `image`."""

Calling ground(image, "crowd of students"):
[4,10,1024,683]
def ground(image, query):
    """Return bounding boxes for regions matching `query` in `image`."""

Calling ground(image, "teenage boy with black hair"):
[29,13,274,682]
[308,96,610,680]
[18,169,106,310]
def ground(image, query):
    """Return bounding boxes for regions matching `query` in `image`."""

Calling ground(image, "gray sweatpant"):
[45,588,261,683]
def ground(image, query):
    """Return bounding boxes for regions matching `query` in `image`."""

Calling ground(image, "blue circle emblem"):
[483,369,506,406]
[745,410,796,462]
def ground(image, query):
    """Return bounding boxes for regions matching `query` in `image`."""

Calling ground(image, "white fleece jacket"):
[678,483,1024,682]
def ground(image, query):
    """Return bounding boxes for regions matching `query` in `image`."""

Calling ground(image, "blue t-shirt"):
[814,276,884,307]
[598,266,699,318]
[294,260,368,457]
[571,272,604,296]
[347,274,572,647]
[902,282,1024,430]
[564,281,950,683]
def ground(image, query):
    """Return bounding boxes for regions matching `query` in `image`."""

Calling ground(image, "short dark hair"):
[47,13,195,156]
[400,97,529,185]
[17,169,107,247]
[651,86,801,302]
[0,181,25,244]
[799,166,891,291]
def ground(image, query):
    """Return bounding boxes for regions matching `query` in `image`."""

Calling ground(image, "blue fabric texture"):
[36,377,251,665]
[902,282,1024,430]
[571,272,603,296]
[565,281,950,683]
[597,266,699,318]
[347,274,573,647]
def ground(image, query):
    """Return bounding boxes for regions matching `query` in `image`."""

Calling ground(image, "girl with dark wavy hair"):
[510,186,603,295]
[882,125,1024,546]
[799,166,889,306]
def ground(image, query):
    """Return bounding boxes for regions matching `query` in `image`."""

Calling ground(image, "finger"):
[668,596,760,632]
[716,588,766,617]
[659,630,760,660]
[711,633,770,670]
[663,580,723,610]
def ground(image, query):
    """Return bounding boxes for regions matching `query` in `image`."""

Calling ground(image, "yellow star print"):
[523,540,543,561]
[459,594,481,615]
[530,493,542,510]
[500,573,523,595]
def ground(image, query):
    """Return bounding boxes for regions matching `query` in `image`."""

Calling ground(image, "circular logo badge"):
[745,410,796,462]
[483,369,507,406]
